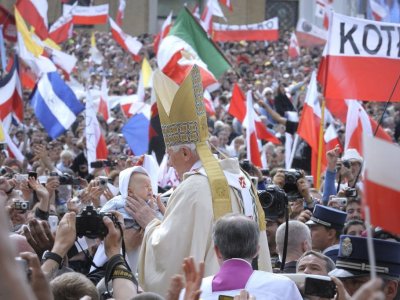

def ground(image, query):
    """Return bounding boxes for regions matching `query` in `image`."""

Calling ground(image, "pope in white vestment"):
[129,66,272,296]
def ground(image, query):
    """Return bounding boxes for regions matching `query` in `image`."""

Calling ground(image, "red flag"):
[16,0,48,40]
[363,135,400,234]
[49,14,73,44]
[228,83,246,122]
[245,91,262,167]
[228,84,280,145]
[288,32,300,58]
[297,72,325,180]
[0,5,17,42]
[324,13,400,102]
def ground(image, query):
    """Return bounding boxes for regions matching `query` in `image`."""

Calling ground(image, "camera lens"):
[258,190,273,210]
[343,160,351,168]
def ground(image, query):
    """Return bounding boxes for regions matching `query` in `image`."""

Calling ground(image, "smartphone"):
[304,277,336,298]
[15,257,31,278]
[218,296,234,300]
[28,171,37,180]
[48,215,59,234]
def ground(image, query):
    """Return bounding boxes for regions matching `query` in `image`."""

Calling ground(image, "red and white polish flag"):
[244,91,262,168]
[153,11,173,54]
[363,134,400,235]
[116,0,126,26]
[324,12,400,102]
[200,0,225,35]
[296,18,327,47]
[344,100,373,156]
[315,0,333,29]
[369,0,387,21]
[288,32,300,58]
[98,76,110,122]
[49,13,73,44]
[213,17,279,42]
[324,123,342,152]
[192,4,200,19]
[325,98,393,146]
[85,91,108,173]
[228,83,281,145]
[297,71,326,180]
[109,17,142,56]
[63,4,109,25]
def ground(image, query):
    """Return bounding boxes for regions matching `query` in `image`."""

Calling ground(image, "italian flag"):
[157,8,231,88]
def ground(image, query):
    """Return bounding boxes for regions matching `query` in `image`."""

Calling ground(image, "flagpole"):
[365,205,377,279]
[316,99,325,190]
[288,133,299,169]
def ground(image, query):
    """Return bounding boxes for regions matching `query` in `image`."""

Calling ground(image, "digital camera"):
[76,206,117,239]
[258,185,288,219]
[14,200,30,211]
[59,173,80,185]
[282,169,303,201]
[98,176,109,188]
[345,188,357,198]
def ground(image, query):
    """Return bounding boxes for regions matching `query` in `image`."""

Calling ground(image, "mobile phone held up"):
[304,277,336,299]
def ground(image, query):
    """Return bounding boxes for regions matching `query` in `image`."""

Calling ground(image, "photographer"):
[323,147,363,205]
[271,168,316,221]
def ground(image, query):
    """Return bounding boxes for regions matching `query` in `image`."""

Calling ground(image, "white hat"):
[342,148,363,164]
[262,87,273,96]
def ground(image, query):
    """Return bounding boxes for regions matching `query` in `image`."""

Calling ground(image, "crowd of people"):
[0,14,400,300]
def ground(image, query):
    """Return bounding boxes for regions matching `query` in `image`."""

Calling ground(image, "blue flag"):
[122,113,150,156]
[30,72,84,139]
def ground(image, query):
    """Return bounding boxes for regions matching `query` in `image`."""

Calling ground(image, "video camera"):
[76,206,117,239]
[90,160,118,169]
[258,185,288,219]
[283,169,303,201]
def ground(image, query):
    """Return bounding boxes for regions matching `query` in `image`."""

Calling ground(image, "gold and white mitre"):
[153,65,231,220]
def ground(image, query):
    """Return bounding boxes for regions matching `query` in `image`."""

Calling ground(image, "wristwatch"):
[42,251,63,268]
